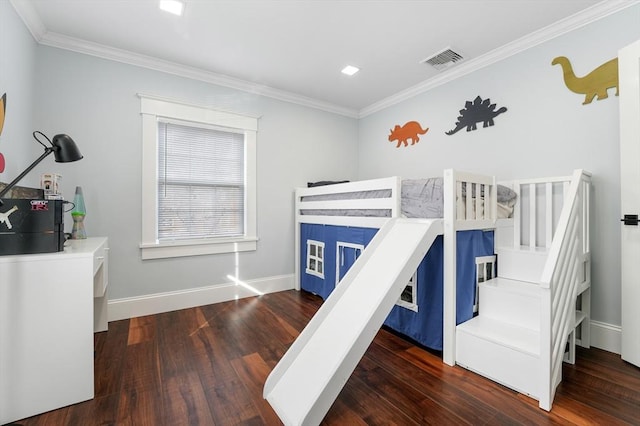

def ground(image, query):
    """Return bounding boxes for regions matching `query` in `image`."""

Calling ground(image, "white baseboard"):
[590,320,622,354]
[108,274,294,322]
[107,277,623,356]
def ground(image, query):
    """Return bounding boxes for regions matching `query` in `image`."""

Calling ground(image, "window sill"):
[305,269,324,279]
[396,301,419,313]
[140,237,258,260]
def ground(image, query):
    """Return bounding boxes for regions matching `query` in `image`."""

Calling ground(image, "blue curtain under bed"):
[300,224,494,351]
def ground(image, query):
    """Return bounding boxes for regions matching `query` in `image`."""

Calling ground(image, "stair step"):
[575,310,587,328]
[456,316,540,398]
[497,246,548,282]
[479,277,541,331]
[457,316,540,356]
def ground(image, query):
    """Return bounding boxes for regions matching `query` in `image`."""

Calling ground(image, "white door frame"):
[619,39,640,367]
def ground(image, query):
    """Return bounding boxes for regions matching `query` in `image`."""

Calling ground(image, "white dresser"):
[0,237,109,424]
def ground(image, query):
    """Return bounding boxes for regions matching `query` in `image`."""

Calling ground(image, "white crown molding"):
[8,0,358,119]
[9,0,46,41]
[10,0,638,119]
[37,32,360,118]
[359,0,640,118]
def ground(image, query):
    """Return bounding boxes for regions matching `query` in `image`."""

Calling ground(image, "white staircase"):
[456,170,591,411]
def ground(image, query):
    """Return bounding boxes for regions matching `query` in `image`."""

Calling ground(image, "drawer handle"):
[96,256,105,260]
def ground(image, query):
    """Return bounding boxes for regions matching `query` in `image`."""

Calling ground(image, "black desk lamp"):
[0,131,83,206]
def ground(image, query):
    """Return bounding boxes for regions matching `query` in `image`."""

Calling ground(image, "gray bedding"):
[300,177,517,219]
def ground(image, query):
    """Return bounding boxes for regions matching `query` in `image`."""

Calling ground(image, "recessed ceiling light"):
[159,0,184,16]
[341,65,360,76]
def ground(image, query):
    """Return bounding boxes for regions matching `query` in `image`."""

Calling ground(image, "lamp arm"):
[0,148,54,199]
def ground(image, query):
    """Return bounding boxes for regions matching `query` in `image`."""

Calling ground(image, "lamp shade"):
[51,134,83,163]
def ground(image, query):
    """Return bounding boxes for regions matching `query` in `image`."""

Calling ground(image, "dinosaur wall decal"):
[551,56,619,105]
[445,96,507,135]
[388,121,429,147]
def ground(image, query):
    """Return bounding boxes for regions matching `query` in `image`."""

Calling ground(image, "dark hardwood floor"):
[13,290,640,425]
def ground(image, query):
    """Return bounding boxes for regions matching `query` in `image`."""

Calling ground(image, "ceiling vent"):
[420,47,465,71]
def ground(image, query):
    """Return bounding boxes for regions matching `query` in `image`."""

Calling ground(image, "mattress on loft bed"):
[301,177,517,219]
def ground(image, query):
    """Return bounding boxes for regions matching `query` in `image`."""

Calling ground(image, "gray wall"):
[29,47,358,299]
[0,1,39,180]
[358,5,640,326]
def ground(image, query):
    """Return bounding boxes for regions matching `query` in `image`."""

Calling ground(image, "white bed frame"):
[290,168,591,412]
[294,169,498,363]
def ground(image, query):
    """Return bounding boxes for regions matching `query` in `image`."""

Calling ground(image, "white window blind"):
[157,120,245,241]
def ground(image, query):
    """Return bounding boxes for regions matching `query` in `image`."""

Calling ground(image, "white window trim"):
[139,94,258,259]
[474,255,496,313]
[335,241,364,286]
[306,240,325,278]
[397,271,418,312]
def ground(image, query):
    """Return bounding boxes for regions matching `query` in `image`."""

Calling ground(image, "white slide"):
[264,218,444,426]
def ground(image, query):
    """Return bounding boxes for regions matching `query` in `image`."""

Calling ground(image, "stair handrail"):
[538,169,591,410]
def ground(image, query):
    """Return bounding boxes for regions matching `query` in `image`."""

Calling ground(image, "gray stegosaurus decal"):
[446,96,507,135]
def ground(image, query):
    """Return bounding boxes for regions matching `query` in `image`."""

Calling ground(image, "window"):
[335,242,364,285]
[306,240,325,278]
[396,271,418,312]
[139,95,258,259]
[474,255,496,314]
[157,121,244,240]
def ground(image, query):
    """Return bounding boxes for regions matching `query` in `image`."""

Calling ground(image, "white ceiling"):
[10,0,636,116]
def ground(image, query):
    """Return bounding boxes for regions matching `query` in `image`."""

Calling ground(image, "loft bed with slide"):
[264,168,591,425]
[295,172,517,350]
